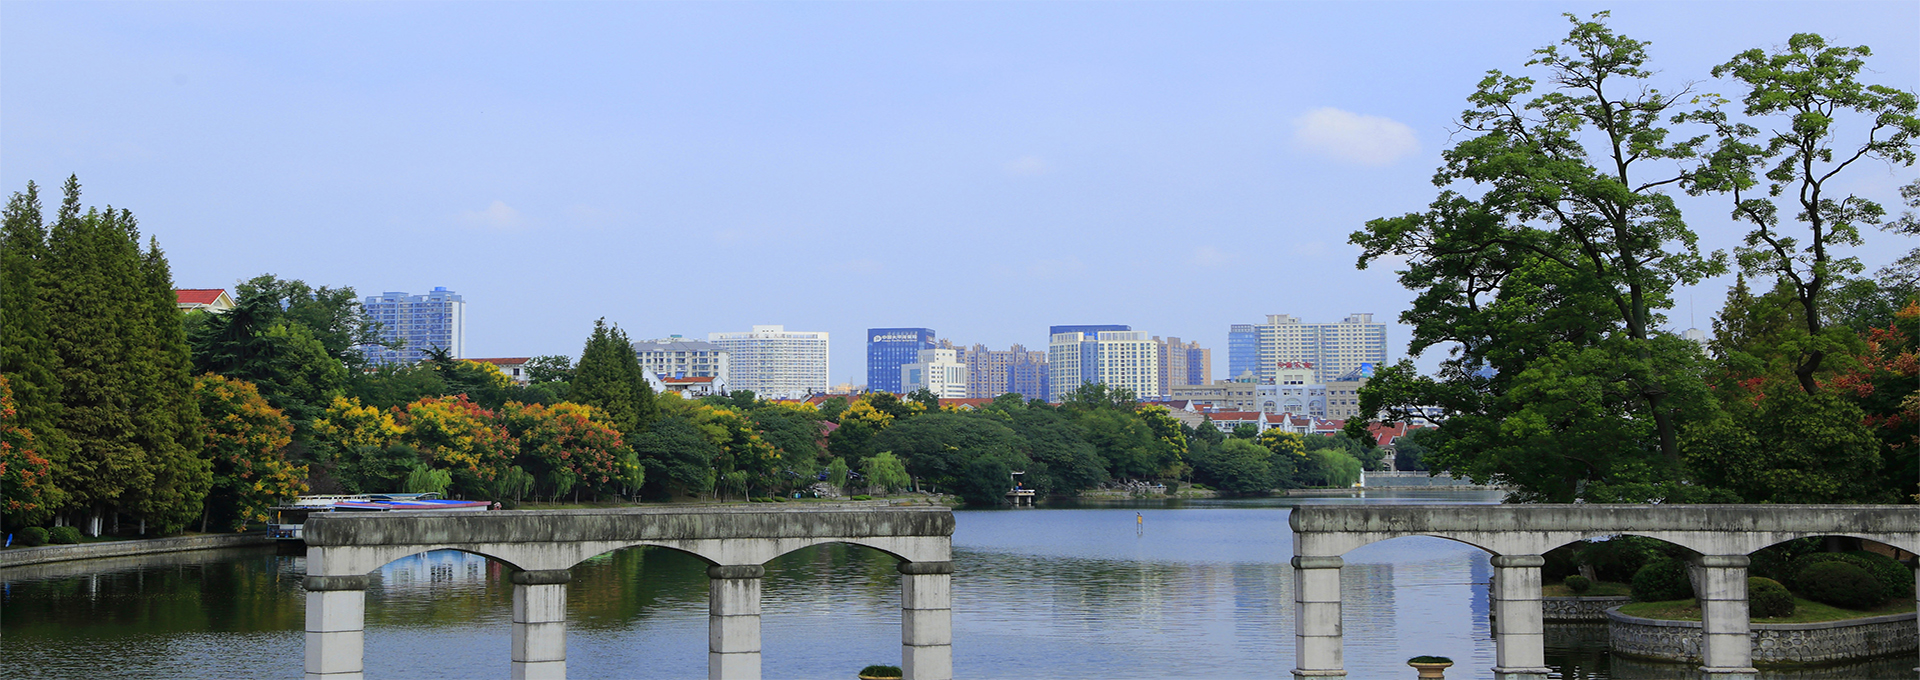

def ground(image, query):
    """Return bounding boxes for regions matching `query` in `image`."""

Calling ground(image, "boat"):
[269,493,494,543]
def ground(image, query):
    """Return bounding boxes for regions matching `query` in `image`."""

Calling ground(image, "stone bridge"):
[1289,504,1920,680]
[300,505,954,680]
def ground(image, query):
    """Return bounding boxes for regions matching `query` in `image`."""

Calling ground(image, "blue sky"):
[5,1,1916,385]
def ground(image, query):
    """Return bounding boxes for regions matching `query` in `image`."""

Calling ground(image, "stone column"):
[708,564,764,680]
[512,569,572,680]
[1291,555,1345,678]
[899,561,954,680]
[1489,555,1551,680]
[1692,555,1757,679]
[304,573,369,680]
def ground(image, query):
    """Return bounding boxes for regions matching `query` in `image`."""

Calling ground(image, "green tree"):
[1690,34,1920,394]
[193,374,306,531]
[862,451,910,495]
[1348,14,1729,500]
[1004,407,1108,495]
[1191,439,1277,495]
[874,412,1027,493]
[571,319,655,435]
[631,414,718,500]
[0,181,69,489]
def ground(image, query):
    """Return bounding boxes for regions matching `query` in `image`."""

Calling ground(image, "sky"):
[5,1,1917,386]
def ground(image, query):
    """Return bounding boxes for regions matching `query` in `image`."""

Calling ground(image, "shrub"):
[1795,561,1887,610]
[1630,558,1692,602]
[1789,551,1913,603]
[1407,656,1452,664]
[48,526,82,545]
[17,526,48,546]
[1563,575,1593,594]
[1748,577,1794,618]
[851,495,872,501]
[858,664,903,678]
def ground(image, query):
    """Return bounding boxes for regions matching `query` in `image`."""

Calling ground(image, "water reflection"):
[3,492,1904,679]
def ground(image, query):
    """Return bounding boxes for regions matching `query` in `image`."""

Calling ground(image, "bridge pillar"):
[899,561,953,680]
[512,569,572,680]
[1691,555,1757,679]
[1489,555,1550,680]
[708,564,764,680]
[303,573,369,680]
[1291,555,1345,678]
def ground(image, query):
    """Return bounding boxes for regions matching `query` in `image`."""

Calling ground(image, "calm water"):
[3,491,1909,679]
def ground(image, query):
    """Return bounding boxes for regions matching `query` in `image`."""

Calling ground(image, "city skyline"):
[5,2,1915,386]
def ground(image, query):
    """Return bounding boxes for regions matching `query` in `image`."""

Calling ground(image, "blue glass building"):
[1227,324,1258,381]
[866,328,936,394]
[362,287,465,366]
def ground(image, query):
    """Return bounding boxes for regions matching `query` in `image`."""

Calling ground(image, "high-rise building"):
[1047,326,1157,401]
[866,328,936,394]
[362,287,465,365]
[634,336,730,387]
[901,348,968,399]
[1226,314,1388,384]
[708,325,828,399]
[1153,337,1211,397]
[960,343,1048,400]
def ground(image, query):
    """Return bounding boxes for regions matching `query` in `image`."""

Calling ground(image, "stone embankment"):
[1605,606,1918,665]
[1543,595,1630,621]
[0,532,271,569]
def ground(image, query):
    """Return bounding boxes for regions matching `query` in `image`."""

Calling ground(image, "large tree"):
[1348,14,1728,502]
[570,319,655,436]
[1689,34,1920,394]
[0,182,68,481]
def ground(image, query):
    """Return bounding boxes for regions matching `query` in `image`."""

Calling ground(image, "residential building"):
[175,288,235,313]
[1168,380,1259,412]
[1047,326,1157,401]
[866,328,937,394]
[469,357,532,384]
[1227,313,1388,384]
[901,348,968,399]
[1255,382,1326,418]
[659,375,724,398]
[362,287,466,365]
[1325,363,1375,421]
[708,325,828,399]
[1152,337,1211,398]
[634,336,731,386]
[960,343,1049,400]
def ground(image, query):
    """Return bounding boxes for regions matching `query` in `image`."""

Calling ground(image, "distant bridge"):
[1289,504,1920,680]
[301,505,954,680]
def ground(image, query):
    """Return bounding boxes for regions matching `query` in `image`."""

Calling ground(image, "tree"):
[0,375,63,529]
[0,182,69,493]
[393,395,517,496]
[499,401,633,501]
[1192,439,1277,495]
[524,355,575,384]
[862,452,910,495]
[194,374,307,530]
[1005,407,1107,495]
[571,319,655,435]
[631,413,718,500]
[1690,35,1920,394]
[1349,14,1729,501]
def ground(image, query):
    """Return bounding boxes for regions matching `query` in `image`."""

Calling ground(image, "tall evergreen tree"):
[0,181,70,486]
[570,319,655,435]
[128,235,210,532]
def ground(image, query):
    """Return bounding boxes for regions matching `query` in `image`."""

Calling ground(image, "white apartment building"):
[1233,313,1388,384]
[707,325,828,399]
[901,348,968,399]
[361,287,466,365]
[1048,329,1159,400]
[634,336,730,385]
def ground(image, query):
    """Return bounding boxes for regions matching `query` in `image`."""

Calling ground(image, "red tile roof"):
[468,357,532,366]
[176,289,227,304]
[664,376,716,384]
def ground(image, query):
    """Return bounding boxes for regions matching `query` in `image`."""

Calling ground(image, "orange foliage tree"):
[0,375,63,528]
[194,373,307,530]
[395,395,518,494]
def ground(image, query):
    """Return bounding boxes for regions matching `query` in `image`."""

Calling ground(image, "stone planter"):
[1407,660,1453,678]
[1605,606,1918,665]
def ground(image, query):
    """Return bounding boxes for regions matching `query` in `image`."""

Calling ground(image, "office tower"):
[362,287,465,365]
[1225,314,1388,384]
[866,328,936,394]
[1047,325,1157,401]
[708,325,829,399]
[1153,337,1211,397]
[901,348,968,399]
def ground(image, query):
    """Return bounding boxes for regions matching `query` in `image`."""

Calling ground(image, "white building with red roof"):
[175,288,235,313]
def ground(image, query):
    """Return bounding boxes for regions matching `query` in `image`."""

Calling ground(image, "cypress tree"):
[43,177,148,532]
[571,319,654,435]
[0,181,71,485]
[128,234,209,532]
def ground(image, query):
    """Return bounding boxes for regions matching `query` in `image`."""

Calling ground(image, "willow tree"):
[1348,14,1726,502]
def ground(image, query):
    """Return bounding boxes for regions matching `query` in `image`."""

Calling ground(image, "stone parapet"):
[1543,595,1630,621]
[1605,606,1917,665]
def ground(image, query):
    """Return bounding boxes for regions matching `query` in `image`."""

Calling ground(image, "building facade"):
[901,348,968,399]
[708,325,828,399]
[634,336,730,386]
[960,343,1049,400]
[1226,313,1388,384]
[1047,326,1157,401]
[175,289,235,313]
[866,328,937,394]
[1153,336,1211,398]
[362,287,466,365]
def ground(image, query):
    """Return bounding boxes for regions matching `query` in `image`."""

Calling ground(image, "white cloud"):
[1003,155,1050,176]
[458,200,524,230]
[1291,107,1419,167]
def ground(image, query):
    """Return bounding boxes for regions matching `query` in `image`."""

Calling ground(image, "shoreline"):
[0,532,274,569]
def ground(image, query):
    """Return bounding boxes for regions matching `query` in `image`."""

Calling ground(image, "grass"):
[1619,596,1916,624]
[1543,580,1632,597]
